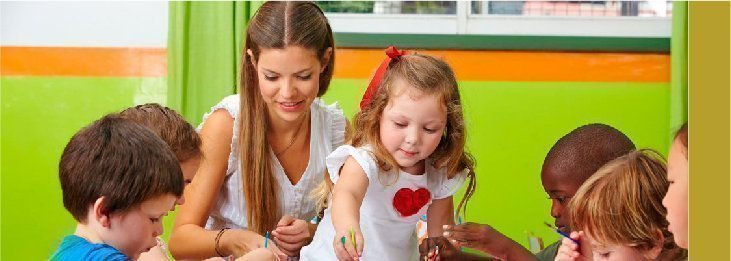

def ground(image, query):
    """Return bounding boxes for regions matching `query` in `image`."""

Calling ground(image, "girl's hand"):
[554,231,590,261]
[332,228,364,261]
[272,215,313,257]
[221,229,287,260]
[419,236,459,261]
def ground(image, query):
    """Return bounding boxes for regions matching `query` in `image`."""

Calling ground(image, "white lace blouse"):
[198,95,346,230]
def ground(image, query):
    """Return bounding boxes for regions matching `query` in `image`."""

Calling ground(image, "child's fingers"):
[443,230,473,243]
[355,231,364,257]
[555,246,578,261]
[561,237,578,251]
[448,238,465,249]
[418,238,429,258]
[333,236,353,261]
[426,238,437,259]
[446,223,470,232]
[343,235,359,260]
[569,231,581,240]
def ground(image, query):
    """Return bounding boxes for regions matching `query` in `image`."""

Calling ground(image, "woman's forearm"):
[169,224,221,259]
[170,225,264,259]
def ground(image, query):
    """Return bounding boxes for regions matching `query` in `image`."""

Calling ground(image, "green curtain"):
[168,1,262,126]
[670,1,688,135]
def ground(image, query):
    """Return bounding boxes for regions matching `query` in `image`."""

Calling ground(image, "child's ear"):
[320,47,333,73]
[643,228,665,259]
[93,197,112,228]
[246,49,257,67]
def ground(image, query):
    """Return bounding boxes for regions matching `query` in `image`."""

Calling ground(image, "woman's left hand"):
[272,215,313,257]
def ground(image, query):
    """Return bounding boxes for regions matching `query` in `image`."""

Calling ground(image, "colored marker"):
[264,231,269,248]
[349,229,357,251]
[543,222,579,245]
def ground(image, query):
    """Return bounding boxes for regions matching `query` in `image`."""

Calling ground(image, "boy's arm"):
[427,196,455,237]
[445,222,537,261]
[330,157,369,258]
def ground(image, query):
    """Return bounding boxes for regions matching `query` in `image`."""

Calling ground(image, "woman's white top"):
[300,145,468,261]
[199,95,346,230]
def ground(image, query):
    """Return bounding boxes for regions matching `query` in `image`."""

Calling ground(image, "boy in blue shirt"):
[51,114,185,260]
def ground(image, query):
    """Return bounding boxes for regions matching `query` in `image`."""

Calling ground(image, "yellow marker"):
[349,228,357,252]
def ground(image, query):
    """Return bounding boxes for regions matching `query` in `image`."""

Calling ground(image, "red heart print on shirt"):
[393,188,431,217]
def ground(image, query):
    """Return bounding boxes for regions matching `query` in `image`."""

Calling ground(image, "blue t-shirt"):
[50,235,129,261]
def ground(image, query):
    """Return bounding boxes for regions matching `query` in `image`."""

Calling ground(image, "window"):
[318,1,671,37]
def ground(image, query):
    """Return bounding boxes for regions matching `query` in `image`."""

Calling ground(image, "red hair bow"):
[359,46,407,110]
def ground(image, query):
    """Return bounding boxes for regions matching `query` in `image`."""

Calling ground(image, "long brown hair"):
[569,150,687,260]
[356,53,476,217]
[239,1,335,234]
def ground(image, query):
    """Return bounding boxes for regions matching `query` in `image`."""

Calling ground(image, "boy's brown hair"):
[59,114,184,222]
[119,103,201,162]
[569,149,686,259]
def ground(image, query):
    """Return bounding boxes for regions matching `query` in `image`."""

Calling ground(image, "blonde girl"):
[555,150,687,261]
[300,47,476,261]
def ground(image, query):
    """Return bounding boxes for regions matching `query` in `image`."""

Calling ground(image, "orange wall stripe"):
[334,49,670,82]
[1,47,668,82]
[1,47,166,77]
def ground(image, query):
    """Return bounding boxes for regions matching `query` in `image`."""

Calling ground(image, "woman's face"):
[662,137,689,249]
[249,46,330,125]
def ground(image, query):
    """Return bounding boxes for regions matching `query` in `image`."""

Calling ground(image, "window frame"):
[323,1,671,52]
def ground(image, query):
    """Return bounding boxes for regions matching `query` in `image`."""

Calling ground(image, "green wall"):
[322,79,671,251]
[1,77,669,259]
[1,76,168,259]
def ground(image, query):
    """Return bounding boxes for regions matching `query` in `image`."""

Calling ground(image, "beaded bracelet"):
[214,227,230,257]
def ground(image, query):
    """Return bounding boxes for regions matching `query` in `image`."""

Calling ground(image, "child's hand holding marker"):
[554,231,591,261]
[333,228,363,261]
[419,236,459,261]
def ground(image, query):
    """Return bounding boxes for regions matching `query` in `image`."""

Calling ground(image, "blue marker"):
[264,231,269,248]
[544,222,579,245]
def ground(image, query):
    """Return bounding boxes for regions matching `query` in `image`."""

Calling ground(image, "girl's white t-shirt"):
[199,95,346,230]
[300,145,467,261]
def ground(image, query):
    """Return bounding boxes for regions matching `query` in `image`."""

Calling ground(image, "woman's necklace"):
[275,114,308,157]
